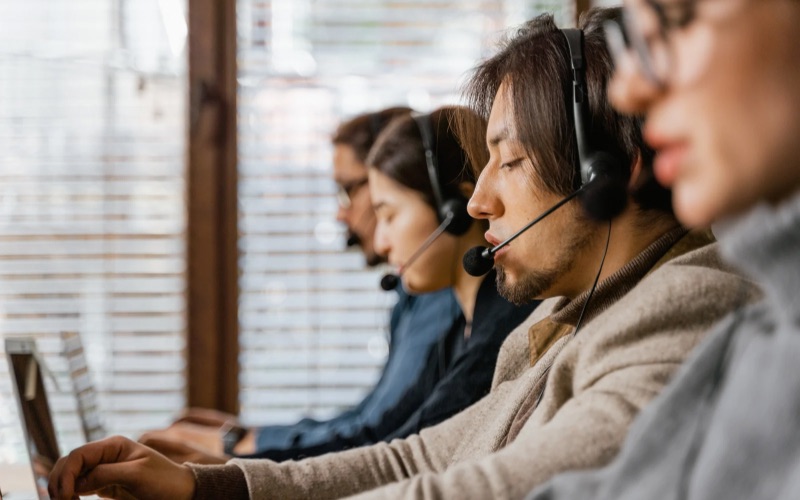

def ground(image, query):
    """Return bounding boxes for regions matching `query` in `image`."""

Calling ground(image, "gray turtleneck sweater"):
[528,192,800,500]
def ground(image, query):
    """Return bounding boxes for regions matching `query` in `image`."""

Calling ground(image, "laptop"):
[60,331,106,443]
[3,334,106,499]
[4,337,60,500]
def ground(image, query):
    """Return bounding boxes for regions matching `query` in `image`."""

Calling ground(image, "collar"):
[717,190,800,328]
[549,226,706,327]
[471,269,539,343]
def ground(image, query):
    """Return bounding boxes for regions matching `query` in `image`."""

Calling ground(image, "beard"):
[496,265,561,305]
[345,230,386,267]
[365,250,385,267]
[495,219,596,305]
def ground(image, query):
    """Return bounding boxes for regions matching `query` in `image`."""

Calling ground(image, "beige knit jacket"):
[190,229,759,500]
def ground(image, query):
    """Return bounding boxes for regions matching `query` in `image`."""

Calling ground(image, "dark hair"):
[332,107,413,163]
[460,8,673,214]
[366,106,487,210]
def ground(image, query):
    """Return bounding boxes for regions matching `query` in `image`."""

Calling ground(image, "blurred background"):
[0,0,611,465]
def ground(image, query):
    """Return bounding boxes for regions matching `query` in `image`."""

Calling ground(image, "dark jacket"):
[244,270,539,461]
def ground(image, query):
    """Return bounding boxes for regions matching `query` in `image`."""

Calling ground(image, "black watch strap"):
[220,422,247,456]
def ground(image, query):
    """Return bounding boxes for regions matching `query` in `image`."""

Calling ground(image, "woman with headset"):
[359,105,540,440]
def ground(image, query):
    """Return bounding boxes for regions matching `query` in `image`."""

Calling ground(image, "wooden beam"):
[186,0,239,414]
[576,0,592,25]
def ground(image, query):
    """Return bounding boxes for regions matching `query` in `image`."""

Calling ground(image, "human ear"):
[458,181,476,199]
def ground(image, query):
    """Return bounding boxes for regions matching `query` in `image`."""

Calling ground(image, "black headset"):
[411,112,473,235]
[561,28,627,194]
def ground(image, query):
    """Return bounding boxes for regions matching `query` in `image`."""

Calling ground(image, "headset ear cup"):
[580,152,628,221]
[439,198,473,235]
[582,150,624,185]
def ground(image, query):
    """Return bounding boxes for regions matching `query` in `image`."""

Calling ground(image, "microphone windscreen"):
[380,273,399,291]
[580,176,628,221]
[462,246,494,277]
[440,199,472,236]
[346,233,361,248]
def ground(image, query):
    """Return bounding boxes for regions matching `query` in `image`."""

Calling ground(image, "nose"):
[608,51,665,115]
[467,165,501,221]
[373,220,390,257]
[336,203,348,223]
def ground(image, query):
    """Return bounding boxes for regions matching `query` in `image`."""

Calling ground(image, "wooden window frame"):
[576,0,591,23]
[183,0,584,415]
[186,0,240,414]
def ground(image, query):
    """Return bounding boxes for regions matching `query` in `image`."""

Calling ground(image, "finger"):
[140,436,194,458]
[174,408,225,427]
[49,436,139,499]
[139,430,169,445]
[75,462,141,497]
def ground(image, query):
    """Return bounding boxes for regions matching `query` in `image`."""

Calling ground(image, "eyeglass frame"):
[605,0,700,87]
[336,177,369,209]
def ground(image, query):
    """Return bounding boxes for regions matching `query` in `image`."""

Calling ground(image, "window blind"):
[0,0,187,464]
[237,0,574,425]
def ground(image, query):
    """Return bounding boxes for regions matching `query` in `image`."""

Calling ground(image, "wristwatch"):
[220,421,247,456]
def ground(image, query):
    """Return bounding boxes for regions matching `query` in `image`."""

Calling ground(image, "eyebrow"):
[372,201,388,212]
[487,126,509,148]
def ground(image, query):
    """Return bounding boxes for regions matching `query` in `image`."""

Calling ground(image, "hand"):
[48,436,196,500]
[140,422,225,455]
[233,429,257,455]
[139,434,230,465]
[173,407,238,428]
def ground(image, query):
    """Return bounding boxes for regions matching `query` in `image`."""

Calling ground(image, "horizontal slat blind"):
[237,0,573,425]
[0,0,187,465]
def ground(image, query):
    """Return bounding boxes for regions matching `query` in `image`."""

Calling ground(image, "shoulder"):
[632,241,758,314]
[567,241,759,386]
[413,287,460,312]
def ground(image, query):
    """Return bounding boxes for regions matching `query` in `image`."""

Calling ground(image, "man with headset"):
[48,8,755,499]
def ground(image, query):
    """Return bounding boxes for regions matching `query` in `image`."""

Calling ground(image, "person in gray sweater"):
[525,0,800,499]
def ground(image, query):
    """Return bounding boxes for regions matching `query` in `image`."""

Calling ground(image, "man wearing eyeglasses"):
[527,0,800,498]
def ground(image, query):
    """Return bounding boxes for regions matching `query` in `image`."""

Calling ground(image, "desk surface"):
[0,463,37,498]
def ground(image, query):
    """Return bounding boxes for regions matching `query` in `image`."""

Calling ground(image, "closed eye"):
[500,158,524,170]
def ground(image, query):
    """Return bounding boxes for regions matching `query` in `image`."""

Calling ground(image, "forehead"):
[486,83,518,147]
[368,169,422,205]
[333,144,367,180]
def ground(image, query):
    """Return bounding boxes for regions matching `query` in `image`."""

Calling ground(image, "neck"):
[453,271,484,324]
[451,224,490,322]
[564,209,682,299]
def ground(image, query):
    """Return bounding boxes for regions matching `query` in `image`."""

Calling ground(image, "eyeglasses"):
[336,177,369,209]
[605,0,699,87]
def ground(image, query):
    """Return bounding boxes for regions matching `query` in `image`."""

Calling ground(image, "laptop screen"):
[6,338,59,500]
[61,331,106,443]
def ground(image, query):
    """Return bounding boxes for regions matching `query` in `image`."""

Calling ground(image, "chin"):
[401,276,439,296]
[673,188,720,228]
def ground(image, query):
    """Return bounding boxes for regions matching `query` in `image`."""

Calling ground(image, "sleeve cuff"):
[188,463,249,500]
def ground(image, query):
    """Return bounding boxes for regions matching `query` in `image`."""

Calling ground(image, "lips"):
[484,232,510,260]
[484,232,502,247]
[644,128,689,188]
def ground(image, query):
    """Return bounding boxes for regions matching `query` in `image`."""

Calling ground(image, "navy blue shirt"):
[252,286,461,452]
[246,272,539,460]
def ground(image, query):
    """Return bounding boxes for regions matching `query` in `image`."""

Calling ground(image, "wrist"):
[219,421,247,456]
[180,464,197,500]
